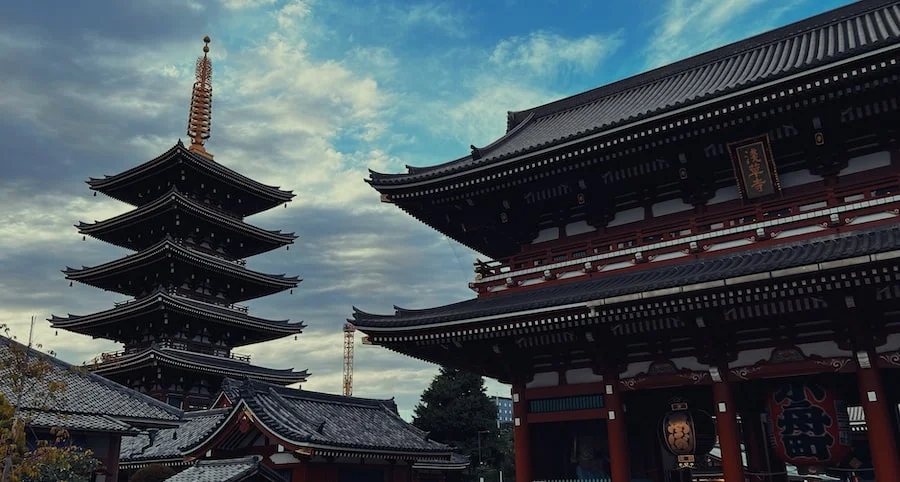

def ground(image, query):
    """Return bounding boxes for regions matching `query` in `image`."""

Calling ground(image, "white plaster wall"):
[670,356,708,371]
[779,169,821,188]
[733,348,776,368]
[532,227,560,244]
[565,220,596,236]
[608,207,645,227]
[841,151,891,176]
[565,367,603,384]
[526,371,560,388]
[877,333,900,354]
[652,199,694,217]
[621,361,653,378]
[709,185,740,205]
[796,340,852,358]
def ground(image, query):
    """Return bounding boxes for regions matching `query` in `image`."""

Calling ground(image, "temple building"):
[352,2,900,481]
[119,378,468,482]
[50,37,307,410]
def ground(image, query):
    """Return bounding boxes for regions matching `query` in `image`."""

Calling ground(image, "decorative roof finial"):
[187,35,214,159]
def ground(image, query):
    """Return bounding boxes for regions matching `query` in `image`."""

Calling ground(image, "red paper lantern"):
[767,383,851,467]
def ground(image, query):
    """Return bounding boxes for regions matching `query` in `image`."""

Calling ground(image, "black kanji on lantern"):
[773,383,834,461]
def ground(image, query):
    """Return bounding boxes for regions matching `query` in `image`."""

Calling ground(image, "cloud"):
[642,0,808,68]
[490,30,624,78]
[392,2,468,38]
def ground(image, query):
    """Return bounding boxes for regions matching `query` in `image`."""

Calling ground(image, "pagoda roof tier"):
[91,346,309,386]
[63,237,300,302]
[367,0,900,189]
[87,141,294,217]
[48,288,305,347]
[352,223,900,330]
[77,188,297,258]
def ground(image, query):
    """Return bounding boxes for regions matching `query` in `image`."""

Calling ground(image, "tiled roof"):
[191,379,453,456]
[92,347,309,385]
[27,411,139,434]
[120,409,229,465]
[76,187,297,255]
[369,0,900,186]
[87,141,294,208]
[0,337,181,429]
[163,455,286,482]
[63,236,300,301]
[49,288,305,343]
[353,223,900,328]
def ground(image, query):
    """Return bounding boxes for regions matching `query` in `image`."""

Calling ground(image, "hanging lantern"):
[766,382,851,469]
[660,398,715,470]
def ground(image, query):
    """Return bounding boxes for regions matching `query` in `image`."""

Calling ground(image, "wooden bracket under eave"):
[380,193,393,203]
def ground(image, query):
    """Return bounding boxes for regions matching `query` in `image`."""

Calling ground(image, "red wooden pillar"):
[604,377,631,482]
[857,351,900,478]
[712,378,745,481]
[512,382,532,482]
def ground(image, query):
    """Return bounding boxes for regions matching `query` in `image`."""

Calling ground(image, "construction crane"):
[342,323,356,396]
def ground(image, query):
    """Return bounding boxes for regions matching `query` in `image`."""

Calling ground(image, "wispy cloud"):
[642,0,815,69]
[490,30,624,78]
[392,2,468,38]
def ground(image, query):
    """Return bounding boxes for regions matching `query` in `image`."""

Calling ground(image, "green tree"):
[413,367,508,480]
[0,322,99,481]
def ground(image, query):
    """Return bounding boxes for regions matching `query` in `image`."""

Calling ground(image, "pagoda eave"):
[48,290,305,345]
[62,238,300,301]
[86,142,295,216]
[75,188,297,256]
[91,347,309,385]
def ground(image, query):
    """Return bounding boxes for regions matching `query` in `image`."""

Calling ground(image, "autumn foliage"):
[0,325,99,481]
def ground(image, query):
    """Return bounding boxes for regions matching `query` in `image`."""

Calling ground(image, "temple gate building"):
[50,37,307,410]
[352,2,900,481]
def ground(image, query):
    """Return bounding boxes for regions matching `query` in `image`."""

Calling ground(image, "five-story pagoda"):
[50,37,308,410]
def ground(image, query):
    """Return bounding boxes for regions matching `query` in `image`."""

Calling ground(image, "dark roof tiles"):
[353,223,900,328]
[0,337,181,428]
[212,379,452,454]
[163,455,285,482]
[120,409,230,463]
[369,1,900,186]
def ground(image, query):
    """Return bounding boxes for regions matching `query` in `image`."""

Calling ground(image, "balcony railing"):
[165,288,249,313]
[92,341,252,365]
[471,170,900,292]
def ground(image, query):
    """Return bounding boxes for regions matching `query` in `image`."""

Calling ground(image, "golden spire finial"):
[187,36,214,159]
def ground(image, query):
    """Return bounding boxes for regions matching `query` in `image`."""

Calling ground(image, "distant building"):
[492,396,513,424]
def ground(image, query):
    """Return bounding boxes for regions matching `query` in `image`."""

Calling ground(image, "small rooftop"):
[0,336,182,431]
[163,455,286,482]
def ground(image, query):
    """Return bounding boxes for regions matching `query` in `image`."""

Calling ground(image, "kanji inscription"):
[727,134,781,199]
[767,383,851,467]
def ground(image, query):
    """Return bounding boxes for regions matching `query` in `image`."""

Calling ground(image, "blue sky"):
[0,0,853,420]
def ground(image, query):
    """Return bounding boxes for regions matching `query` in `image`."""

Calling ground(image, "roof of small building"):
[369,0,900,186]
[186,378,454,457]
[353,222,900,329]
[0,336,182,432]
[120,408,230,466]
[163,455,286,482]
